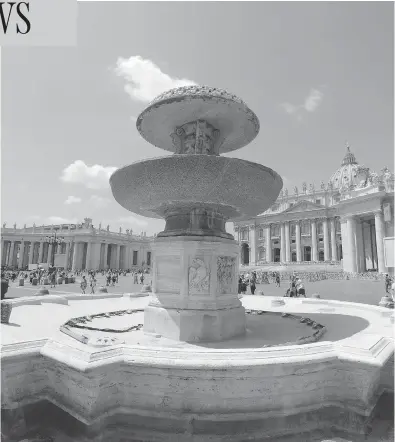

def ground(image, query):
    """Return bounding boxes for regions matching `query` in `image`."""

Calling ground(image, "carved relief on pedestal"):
[216,256,236,294]
[188,257,210,294]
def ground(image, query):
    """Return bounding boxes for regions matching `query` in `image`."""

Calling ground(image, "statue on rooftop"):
[284,188,288,197]
[294,186,298,195]
[13,223,16,229]
[2,222,6,228]
[302,182,307,194]
[24,224,26,229]
[107,225,110,231]
[119,227,122,233]
[320,181,325,190]
[99,222,102,230]
[309,183,315,194]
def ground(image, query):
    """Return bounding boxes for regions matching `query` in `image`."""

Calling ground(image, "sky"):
[1,2,394,235]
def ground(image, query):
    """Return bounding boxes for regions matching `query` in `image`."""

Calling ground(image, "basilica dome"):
[328,144,362,190]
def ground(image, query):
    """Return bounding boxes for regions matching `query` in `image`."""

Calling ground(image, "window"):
[258,228,264,239]
[317,222,323,234]
[291,240,296,244]
[289,202,294,208]
[273,240,279,245]
[241,230,248,241]
[335,219,341,232]
[147,252,151,266]
[133,251,138,266]
[319,238,323,242]
[290,223,296,236]
[315,199,321,205]
[301,221,310,235]
[258,248,265,260]
[272,225,280,237]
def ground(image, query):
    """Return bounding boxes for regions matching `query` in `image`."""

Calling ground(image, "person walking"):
[1,273,9,300]
[90,277,96,294]
[80,276,87,294]
[275,273,280,288]
[250,272,257,295]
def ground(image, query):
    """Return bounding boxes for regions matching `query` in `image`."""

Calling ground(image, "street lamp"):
[45,232,65,267]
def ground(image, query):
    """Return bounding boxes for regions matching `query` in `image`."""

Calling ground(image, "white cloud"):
[89,195,111,209]
[114,55,197,102]
[280,103,300,115]
[64,195,82,205]
[60,160,117,190]
[304,89,324,112]
[281,88,324,119]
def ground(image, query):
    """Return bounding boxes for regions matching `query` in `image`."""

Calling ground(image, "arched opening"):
[291,251,297,262]
[241,243,250,265]
[273,248,281,262]
[318,250,325,261]
[338,244,343,260]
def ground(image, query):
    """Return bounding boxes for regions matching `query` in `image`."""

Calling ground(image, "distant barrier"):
[239,270,385,284]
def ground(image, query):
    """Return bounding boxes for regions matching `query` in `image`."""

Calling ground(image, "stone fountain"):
[110,85,282,342]
[1,86,393,442]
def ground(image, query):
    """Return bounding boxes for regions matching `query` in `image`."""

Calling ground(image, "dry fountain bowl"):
[110,155,283,221]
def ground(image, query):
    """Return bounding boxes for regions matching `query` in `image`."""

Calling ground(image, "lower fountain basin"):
[109,155,282,221]
[1,295,393,442]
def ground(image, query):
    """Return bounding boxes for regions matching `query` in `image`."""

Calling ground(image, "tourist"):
[1,273,9,300]
[111,273,116,286]
[140,272,145,284]
[90,277,96,294]
[385,274,392,293]
[296,280,306,298]
[80,276,87,294]
[250,272,257,295]
[275,273,280,288]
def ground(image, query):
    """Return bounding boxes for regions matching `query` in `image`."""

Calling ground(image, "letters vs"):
[0,2,30,35]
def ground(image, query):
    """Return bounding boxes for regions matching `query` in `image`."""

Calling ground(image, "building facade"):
[234,145,394,274]
[1,218,153,271]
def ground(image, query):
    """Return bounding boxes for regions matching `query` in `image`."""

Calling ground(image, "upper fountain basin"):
[136,85,260,154]
[109,155,282,220]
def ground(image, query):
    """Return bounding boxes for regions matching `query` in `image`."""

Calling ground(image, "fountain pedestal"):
[144,236,245,342]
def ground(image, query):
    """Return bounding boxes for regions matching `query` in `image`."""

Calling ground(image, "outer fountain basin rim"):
[136,86,260,153]
[109,155,283,220]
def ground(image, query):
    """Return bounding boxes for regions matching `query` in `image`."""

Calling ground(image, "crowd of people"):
[238,271,307,297]
[0,266,151,299]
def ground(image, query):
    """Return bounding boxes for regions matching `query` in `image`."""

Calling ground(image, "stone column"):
[28,242,35,265]
[1,240,5,265]
[249,225,256,265]
[280,223,286,262]
[330,218,337,261]
[47,244,53,265]
[115,244,121,268]
[374,210,386,273]
[8,241,15,267]
[72,242,79,270]
[18,241,25,269]
[85,242,92,270]
[103,244,109,269]
[38,242,44,263]
[347,216,357,273]
[295,221,302,262]
[311,219,318,262]
[65,242,71,270]
[265,225,272,262]
[284,221,290,262]
[323,218,330,261]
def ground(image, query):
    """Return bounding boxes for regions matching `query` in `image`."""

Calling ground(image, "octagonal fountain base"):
[144,235,246,342]
[1,294,394,442]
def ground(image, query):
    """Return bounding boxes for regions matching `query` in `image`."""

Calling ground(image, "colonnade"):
[1,239,147,270]
[236,210,388,273]
[238,217,340,265]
